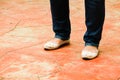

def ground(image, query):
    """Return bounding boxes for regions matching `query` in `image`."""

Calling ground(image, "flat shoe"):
[81,47,99,60]
[44,40,70,50]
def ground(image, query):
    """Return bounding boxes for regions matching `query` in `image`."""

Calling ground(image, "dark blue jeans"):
[50,0,105,47]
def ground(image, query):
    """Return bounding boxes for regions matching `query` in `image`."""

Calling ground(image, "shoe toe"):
[44,42,59,50]
[81,50,98,59]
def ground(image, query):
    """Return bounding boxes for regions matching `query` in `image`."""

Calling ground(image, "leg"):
[84,0,105,47]
[50,0,71,40]
[44,0,71,50]
[82,0,105,59]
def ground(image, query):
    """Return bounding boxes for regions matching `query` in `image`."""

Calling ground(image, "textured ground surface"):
[0,0,120,80]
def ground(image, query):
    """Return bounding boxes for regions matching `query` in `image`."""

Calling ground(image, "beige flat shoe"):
[81,46,99,60]
[44,39,70,50]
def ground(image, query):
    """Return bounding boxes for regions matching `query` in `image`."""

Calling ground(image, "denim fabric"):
[50,0,105,46]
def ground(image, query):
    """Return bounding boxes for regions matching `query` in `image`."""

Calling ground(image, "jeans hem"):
[55,35,70,40]
[85,43,99,48]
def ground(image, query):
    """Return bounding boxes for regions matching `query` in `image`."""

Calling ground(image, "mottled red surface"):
[0,0,120,80]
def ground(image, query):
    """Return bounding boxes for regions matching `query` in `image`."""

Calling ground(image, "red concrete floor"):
[0,0,120,80]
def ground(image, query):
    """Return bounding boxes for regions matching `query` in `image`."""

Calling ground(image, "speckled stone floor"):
[0,0,120,80]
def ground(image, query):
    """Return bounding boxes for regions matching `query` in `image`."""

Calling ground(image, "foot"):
[44,38,70,50]
[81,46,99,60]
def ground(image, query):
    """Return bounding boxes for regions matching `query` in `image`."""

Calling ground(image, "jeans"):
[50,0,105,47]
